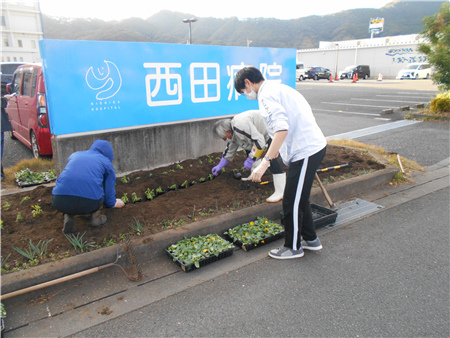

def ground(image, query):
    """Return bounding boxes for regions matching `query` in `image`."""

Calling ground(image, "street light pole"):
[334,43,339,81]
[182,18,198,45]
[247,38,252,47]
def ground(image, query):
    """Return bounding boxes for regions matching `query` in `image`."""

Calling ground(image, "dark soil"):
[1,145,384,272]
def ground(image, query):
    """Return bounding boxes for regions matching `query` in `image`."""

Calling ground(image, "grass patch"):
[3,158,55,188]
[326,139,424,185]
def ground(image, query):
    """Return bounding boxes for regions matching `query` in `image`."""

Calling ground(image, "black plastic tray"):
[165,247,234,272]
[16,180,53,188]
[224,231,285,252]
[279,204,337,230]
[311,203,337,229]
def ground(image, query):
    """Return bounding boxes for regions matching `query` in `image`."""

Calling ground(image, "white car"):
[396,63,432,80]
[296,62,307,81]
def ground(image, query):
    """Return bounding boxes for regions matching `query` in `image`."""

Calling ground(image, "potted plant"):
[166,234,234,272]
[224,217,284,251]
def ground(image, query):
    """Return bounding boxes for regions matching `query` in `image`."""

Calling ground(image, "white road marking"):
[374,118,392,120]
[327,120,422,140]
[377,95,433,99]
[313,109,380,116]
[351,98,426,103]
[321,102,396,108]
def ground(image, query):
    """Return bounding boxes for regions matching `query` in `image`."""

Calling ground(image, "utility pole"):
[247,38,252,47]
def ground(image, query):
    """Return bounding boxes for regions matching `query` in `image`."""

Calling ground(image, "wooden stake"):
[315,173,334,208]
[397,154,405,173]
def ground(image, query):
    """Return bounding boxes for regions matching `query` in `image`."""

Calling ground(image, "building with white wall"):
[297,34,429,79]
[1,1,43,63]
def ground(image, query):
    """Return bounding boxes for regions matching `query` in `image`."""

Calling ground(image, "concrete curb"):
[1,150,399,295]
[407,113,450,121]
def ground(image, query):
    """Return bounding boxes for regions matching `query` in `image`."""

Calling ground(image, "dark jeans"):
[1,132,4,177]
[282,146,327,250]
[52,195,104,216]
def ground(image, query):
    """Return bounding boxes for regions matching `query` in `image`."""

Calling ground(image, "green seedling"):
[119,232,133,241]
[64,232,95,252]
[180,180,189,188]
[16,212,23,223]
[198,177,206,183]
[29,239,53,259]
[190,181,197,186]
[121,193,129,204]
[156,186,164,194]
[2,202,11,211]
[0,220,3,230]
[121,176,130,184]
[176,164,184,170]
[148,173,152,177]
[231,168,239,174]
[168,184,177,191]
[220,168,226,174]
[207,174,214,181]
[31,205,42,217]
[103,237,116,247]
[1,254,11,269]
[206,155,214,164]
[189,164,193,168]
[198,159,203,165]
[20,196,31,205]
[169,169,175,173]
[136,177,141,180]
[144,188,155,200]
[129,217,143,235]
[162,172,168,175]
[131,192,142,203]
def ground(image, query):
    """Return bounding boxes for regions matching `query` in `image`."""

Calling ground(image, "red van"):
[6,64,52,158]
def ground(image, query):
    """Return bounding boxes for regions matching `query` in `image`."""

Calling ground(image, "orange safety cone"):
[355,73,359,81]
[329,74,333,82]
[335,74,339,81]
[378,73,383,81]
[352,73,357,83]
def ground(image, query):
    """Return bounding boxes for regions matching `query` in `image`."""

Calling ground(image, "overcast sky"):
[36,0,401,21]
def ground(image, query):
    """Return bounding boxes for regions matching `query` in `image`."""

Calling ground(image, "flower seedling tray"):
[15,168,57,188]
[311,203,337,229]
[223,217,285,252]
[166,234,235,273]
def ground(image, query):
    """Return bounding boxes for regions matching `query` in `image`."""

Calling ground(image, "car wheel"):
[426,73,430,79]
[314,75,318,81]
[415,74,419,79]
[30,130,41,159]
[299,75,304,81]
[9,131,16,140]
[364,74,369,80]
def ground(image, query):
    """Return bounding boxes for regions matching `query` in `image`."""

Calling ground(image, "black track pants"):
[282,146,327,250]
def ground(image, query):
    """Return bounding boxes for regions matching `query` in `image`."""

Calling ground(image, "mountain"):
[42,1,445,48]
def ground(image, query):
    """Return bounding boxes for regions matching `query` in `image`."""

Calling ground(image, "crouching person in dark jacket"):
[52,140,125,234]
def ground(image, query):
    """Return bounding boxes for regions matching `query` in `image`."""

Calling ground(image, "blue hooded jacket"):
[52,140,117,208]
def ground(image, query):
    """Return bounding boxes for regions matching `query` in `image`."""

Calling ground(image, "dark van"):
[340,65,370,80]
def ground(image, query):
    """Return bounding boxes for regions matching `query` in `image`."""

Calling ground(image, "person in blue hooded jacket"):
[52,140,125,234]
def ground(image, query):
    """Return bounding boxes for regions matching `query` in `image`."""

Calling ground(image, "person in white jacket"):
[211,110,285,203]
[234,66,327,260]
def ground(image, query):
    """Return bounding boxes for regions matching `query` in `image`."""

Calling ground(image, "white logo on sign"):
[85,60,122,100]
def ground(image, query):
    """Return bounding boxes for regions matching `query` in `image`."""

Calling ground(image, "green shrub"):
[430,92,450,114]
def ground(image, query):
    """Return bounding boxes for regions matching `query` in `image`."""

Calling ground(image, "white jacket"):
[257,81,326,166]
[223,110,269,162]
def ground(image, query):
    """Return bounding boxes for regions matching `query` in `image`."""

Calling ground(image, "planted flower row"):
[14,168,57,187]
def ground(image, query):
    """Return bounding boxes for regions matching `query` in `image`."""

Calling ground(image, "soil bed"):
[1,145,384,273]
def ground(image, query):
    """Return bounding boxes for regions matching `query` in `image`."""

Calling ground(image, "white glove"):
[251,158,270,182]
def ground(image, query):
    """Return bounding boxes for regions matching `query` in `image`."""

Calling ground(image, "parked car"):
[1,62,25,96]
[339,65,370,80]
[296,62,307,81]
[396,63,432,80]
[5,63,52,158]
[304,67,333,80]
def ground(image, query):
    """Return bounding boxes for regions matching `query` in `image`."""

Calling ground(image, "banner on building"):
[39,40,295,136]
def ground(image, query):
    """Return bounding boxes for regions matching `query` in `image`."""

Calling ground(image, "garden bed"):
[0,145,385,274]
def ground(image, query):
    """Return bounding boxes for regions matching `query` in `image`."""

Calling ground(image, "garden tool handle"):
[0,266,106,300]
[316,162,353,173]
[260,180,273,185]
[315,173,334,208]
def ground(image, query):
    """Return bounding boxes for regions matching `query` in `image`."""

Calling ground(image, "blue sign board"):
[39,40,296,136]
